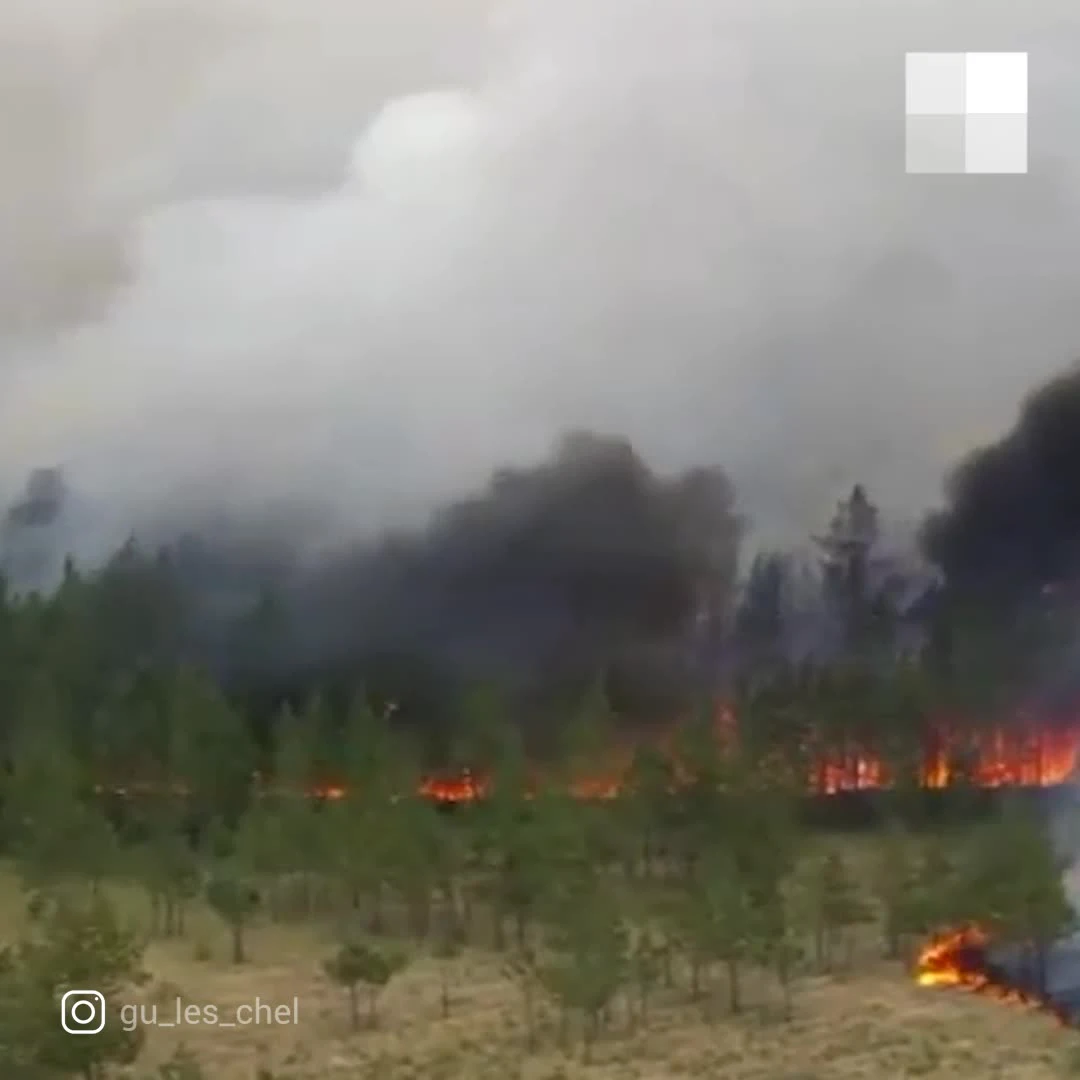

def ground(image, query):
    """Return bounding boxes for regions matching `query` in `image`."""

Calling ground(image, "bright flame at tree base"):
[916,926,995,989]
[103,715,1080,804]
[915,926,1068,1023]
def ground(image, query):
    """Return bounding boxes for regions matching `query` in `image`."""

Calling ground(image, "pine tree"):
[324,695,404,933]
[539,870,629,1061]
[166,669,255,826]
[871,820,920,960]
[959,803,1074,992]
[205,872,261,963]
[233,794,294,922]
[4,694,120,894]
[679,848,758,1016]
[323,941,407,1029]
[804,849,872,972]
[0,891,146,1078]
[909,835,965,936]
[621,742,676,881]
[136,796,200,938]
[263,705,328,919]
[752,883,806,1020]
[383,794,442,939]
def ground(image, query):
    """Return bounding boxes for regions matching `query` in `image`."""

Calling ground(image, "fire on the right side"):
[915,925,1067,1021]
[412,718,1080,804]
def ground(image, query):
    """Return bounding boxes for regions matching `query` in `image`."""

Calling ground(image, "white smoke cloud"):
[2,0,1080,551]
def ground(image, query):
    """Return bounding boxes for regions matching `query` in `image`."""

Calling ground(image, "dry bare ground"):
[136,945,1080,1080]
[4,865,1080,1079]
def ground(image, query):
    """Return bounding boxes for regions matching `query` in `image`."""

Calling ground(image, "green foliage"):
[871,820,921,959]
[165,668,255,824]
[205,872,261,962]
[234,798,292,883]
[454,680,514,774]
[539,870,629,1060]
[628,928,664,1027]
[341,694,406,797]
[874,665,933,815]
[753,893,806,1019]
[324,941,407,1029]
[136,799,200,938]
[803,848,873,972]
[957,803,1074,978]
[620,743,677,879]
[905,835,966,937]
[3,707,120,893]
[0,891,145,1079]
[680,849,759,1014]
[2,519,1079,1070]
[561,675,617,777]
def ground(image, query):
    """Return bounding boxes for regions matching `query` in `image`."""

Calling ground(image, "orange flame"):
[96,713,1080,805]
[915,925,1068,1023]
[412,717,1080,803]
[812,712,1080,795]
[916,925,993,988]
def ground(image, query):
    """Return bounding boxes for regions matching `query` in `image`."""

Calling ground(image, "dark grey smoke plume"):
[921,364,1080,603]
[4,467,66,530]
[0,467,68,588]
[160,433,741,691]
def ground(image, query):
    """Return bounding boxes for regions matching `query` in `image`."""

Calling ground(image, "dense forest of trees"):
[0,607,1074,1077]
[3,368,1080,1075]
[0,473,1073,808]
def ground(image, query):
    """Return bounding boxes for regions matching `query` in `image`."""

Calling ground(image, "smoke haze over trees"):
[4,0,1080,738]
[7,15,1080,1071]
[2,0,1080,558]
[6,358,1080,721]
[0,434,744,721]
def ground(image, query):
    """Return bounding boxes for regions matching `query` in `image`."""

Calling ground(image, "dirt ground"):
[5,866,1080,1079]
[134,935,1080,1080]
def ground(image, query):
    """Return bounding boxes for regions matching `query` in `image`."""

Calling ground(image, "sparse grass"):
[4,855,1078,1079]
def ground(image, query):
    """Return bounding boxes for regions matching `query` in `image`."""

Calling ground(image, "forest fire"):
[116,716,1079,805]
[812,719,1080,795]
[916,925,996,989]
[415,772,623,803]
[410,719,1080,803]
[914,925,1070,1023]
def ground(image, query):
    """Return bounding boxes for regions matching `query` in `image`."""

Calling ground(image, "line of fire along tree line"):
[83,716,1080,818]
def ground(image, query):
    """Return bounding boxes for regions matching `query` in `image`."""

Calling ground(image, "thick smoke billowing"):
[157,433,741,695]
[3,0,1080,558]
[921,365,1080,604]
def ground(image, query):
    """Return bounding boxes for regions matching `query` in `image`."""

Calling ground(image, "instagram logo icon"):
[61,990,106,1034]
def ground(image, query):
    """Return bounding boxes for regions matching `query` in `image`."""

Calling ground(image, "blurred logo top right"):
[905,52,1027,175]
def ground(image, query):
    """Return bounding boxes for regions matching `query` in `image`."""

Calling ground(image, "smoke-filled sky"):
[3,0,1080,558]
